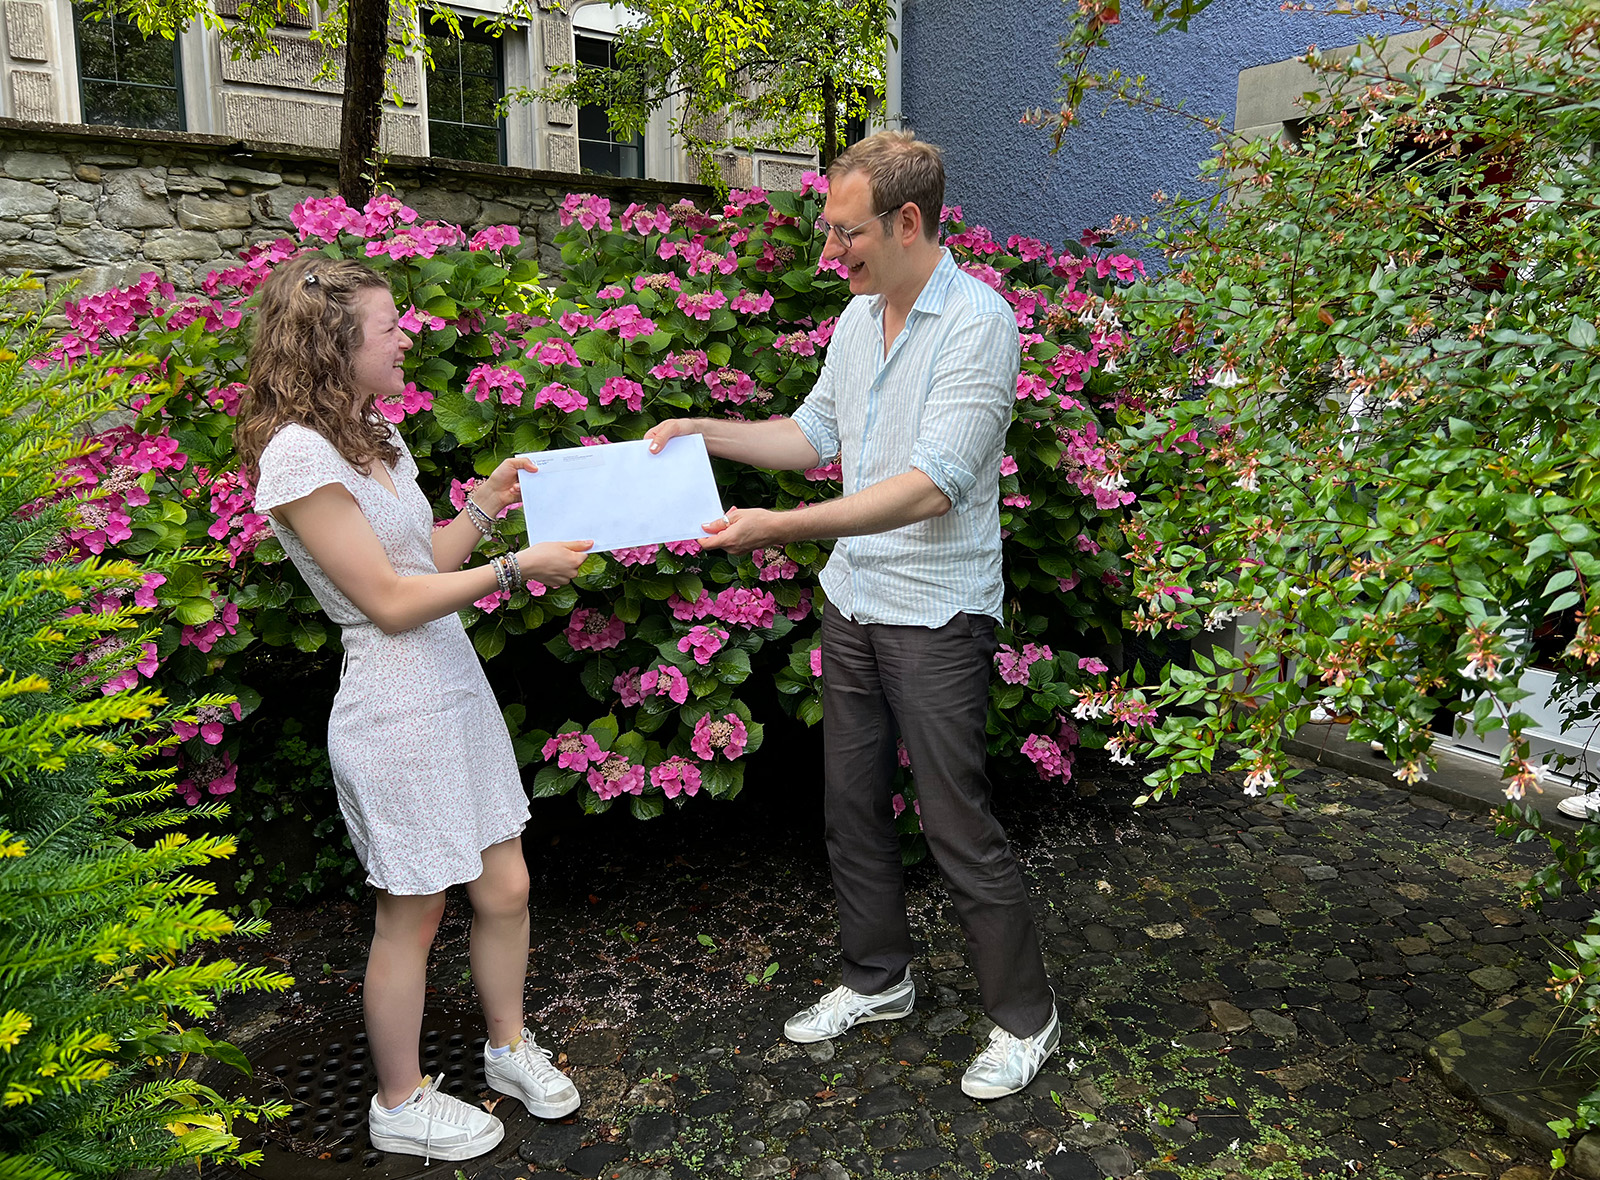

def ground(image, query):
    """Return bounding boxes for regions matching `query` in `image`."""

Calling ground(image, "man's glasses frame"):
[814,205,904,249]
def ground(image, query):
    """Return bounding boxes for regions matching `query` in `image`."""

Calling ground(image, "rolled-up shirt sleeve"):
[791,348,841,467]
[909,310,1019,514]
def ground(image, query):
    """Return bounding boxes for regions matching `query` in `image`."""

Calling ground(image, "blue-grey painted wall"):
[901,0,1403,244]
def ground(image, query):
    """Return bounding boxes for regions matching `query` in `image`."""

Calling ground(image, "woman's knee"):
[374,892,447,950]
[470,851,530,920]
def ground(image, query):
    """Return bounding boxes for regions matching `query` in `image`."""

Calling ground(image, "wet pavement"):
[207,755,1586,1180]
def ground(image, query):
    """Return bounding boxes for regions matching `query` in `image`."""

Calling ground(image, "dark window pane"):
[460,40,494,76]
[461,74,496,122]
[430,72,462,123]
[575,34,610,68]
[577,104,611,140]
[122,33,177,81]
[77,20,115,78]
[580,139,622,176]
[430,122,499,165]
[616,142,642,178]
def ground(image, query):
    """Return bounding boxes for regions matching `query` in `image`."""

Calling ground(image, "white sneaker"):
[484,1028,581,1118]
[367,1075,504,1163]
[961,1006,1060,1099]
[783,970,915,1044]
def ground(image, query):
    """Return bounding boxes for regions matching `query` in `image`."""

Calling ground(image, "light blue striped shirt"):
[792,249,1019,627]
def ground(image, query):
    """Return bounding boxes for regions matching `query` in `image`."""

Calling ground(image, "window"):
[72,3,183,131]
[427,15,505,165]
[575,33,643,178]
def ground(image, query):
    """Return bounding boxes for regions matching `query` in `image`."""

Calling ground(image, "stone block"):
[542,14,573,69]
[100,172,173,228]
[202,161,283,188]
[0,176,56,216]
[251,183,326,230]
[1234,56,1320,130]
[1573,1132,1600,1180]
[142,228,223,262]
[175,194,253,230]
[10,69,54,121]
[219,31,420,105]
[58,227,138,261]
[405,188,480,226]
[0,240,74,268]
[3,1,46,61]
[58,195,95,227]
[223,92,341,149]
[543,99,576,127]
[379,111,423,157]
[544,130,578,174]
[213,0,311,26]
[757,158,809,193]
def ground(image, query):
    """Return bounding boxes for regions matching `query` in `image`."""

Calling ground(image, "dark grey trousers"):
[820,603,1054,1038]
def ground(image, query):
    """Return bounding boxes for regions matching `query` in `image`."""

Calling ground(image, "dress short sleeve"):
[254,424,360,515]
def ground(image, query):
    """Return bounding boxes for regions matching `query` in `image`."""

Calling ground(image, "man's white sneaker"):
[484,1028,581,1119]
[783,971,915,1044]
[961,1006,1060,1100]
[367,1075,504,1163]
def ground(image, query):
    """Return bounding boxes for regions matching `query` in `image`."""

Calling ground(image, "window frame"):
[573,29,644,179]
[425,10,508,167]
[70,0,186,132]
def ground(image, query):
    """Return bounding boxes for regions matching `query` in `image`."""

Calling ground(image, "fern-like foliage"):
[0,277,291,1176]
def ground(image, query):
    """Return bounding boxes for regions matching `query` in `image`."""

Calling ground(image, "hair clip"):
[304,272,320,287]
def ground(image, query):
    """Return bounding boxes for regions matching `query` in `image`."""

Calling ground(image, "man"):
[644,131,1058,1099]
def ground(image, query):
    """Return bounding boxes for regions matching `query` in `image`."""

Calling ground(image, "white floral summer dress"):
[253,422,529,896]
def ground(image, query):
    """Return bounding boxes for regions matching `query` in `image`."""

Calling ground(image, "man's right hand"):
[645,418,701,454]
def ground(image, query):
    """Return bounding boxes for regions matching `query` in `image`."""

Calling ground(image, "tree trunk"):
[339,0,391,206]
[820,71,837,169]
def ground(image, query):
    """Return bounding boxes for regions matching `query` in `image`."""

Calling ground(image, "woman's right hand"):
[519,540,593,587]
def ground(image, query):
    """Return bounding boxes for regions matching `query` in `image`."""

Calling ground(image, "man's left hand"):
[699,506,788,555]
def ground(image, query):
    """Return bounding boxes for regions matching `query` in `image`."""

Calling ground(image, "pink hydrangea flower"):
[534,383,589,413]
[467,364,526,407]
[613,544,658,567]
[651,755,702,799]
[174,701,243,745]
[1078,657,1110,674]
[469,224,521,252]
[809,647,823,678]
[594,304,657,341]
[712,587,776,629]
[1021,733,1066,780]
[531,338,581,368]
[669,591,713,621]
[588,752,646,800]
[676,290,729,321]
[677,624,729,665]
[731,289,774,314]
[753,546,799,581]
[557,311,594,334]
[542,730,605,771]
[567,607,625,651]
[375,381,434,422]
[1003,494,1032,509]
[1000,454,1019,477]
[598,376,646,411]
[614,666,644,706]
[640,664,689,704]
[690,712,748,760]
[560,193,614,231]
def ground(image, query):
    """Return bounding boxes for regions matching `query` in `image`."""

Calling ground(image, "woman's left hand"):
[474,455,538,516]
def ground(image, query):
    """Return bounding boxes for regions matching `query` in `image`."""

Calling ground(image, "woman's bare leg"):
[465,837,531,1049]
[366,889,447,1108]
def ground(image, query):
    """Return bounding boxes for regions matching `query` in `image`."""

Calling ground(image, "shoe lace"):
[412,1076,472,1165]
[971,1025,1050,1077]
[809,985,881,1026]
[507,1032,565,1086]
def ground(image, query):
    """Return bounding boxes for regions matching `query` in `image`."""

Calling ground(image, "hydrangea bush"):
[52,179,1141,876]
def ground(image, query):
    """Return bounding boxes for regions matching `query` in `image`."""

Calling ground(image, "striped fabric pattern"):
[793,249,1020,627]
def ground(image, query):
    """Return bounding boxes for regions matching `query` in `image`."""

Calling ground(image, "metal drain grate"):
[202,1004,536,1180]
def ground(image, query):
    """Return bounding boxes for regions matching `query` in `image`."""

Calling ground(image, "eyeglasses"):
[814,206,901,249]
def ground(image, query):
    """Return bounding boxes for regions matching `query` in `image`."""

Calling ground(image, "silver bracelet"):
[504,550,525,590]
[490,554,512,596]
[463,495,498,538]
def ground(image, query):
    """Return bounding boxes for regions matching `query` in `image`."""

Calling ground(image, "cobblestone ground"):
[221,757,1587,1180]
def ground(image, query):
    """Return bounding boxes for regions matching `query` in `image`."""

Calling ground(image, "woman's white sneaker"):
[367,1075,504,1163]
[783,971,916,1043]
[484,1028,582,1118]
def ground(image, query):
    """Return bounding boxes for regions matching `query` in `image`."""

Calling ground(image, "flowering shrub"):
[0,279,291,1174]
[52,178,1139,860]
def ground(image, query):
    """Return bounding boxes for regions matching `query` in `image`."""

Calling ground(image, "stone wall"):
[0,118,711,300]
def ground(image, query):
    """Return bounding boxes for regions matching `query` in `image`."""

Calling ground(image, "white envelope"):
[517,436,726,553]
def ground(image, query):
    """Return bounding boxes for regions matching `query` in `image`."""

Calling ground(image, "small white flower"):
[1106,735,1135,767]
[1204,606,1237,632]
[1024,1162,1044,1174]
[1209,363,1244,388]
[1242,767,1276,796]
[1229,1138,1241,1152]
[1093,470,1129,491]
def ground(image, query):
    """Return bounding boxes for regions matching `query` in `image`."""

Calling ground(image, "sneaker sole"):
[783,1001,915,1044]
[369,1119,505,1161]
[501,1089,582,1119]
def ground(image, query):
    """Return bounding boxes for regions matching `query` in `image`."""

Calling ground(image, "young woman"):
[237,254,592,1162]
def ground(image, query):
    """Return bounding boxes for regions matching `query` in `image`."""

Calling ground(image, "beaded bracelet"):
[490,554,512,596]
[463,496,498,538]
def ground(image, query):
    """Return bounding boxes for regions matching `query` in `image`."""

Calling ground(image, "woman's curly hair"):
[235,254,400,484]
